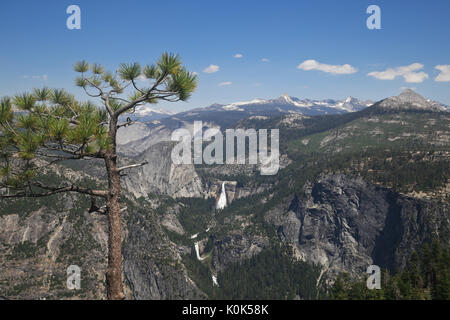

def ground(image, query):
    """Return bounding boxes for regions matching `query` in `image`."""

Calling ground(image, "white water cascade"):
[191,229,219,287]
[194,242,205,261]
[212,275,219,287]
[216,182,227,210]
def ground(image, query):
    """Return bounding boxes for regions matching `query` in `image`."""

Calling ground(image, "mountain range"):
[117,90,448,152]
[126,94,373,126]
[124,91,448,131]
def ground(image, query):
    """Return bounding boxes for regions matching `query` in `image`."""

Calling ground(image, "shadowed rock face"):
[123,209,206,300]
[271,174,449,277]
[211,233,270,272]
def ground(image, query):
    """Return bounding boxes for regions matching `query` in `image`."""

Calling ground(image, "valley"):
[0,89,448,300]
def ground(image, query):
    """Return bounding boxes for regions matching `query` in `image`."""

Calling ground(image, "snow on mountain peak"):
[345,96,355,103]
[222,98,268,111]
[219,95,372,114]
[281,93,291,101]
[132,105,175,116]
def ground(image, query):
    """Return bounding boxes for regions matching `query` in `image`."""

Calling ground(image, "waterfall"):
[194,242,205,261]
[191,228,219,287]
[216,182,227,210]
[212,275,219,287]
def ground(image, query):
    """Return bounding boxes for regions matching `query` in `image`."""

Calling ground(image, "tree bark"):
[104,116,125,300]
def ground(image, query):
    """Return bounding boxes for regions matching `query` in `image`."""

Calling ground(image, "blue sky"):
[0,0,449,112]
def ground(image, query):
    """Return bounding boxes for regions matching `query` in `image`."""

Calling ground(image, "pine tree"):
[0,53,197,299]
[331,273,350,300]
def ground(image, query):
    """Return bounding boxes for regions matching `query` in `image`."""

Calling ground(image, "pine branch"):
[41,143,105,159]
[0,181,107,198]
[117,118,136,129]
[113,74,168,117]
[82,85,102,98]
[117,161,148,172]
[131,79,146,94]
[90,205,127,215]
[109,96,131,105]
[32,111,80,126]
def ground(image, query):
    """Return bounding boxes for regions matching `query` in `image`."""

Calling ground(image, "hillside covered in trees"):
[330,240,449,300]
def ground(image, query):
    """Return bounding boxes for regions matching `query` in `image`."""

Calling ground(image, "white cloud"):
[203,64,220,73]
[400,86,417,91]
[297,59,357,75]
[434,65,450,82]
[233,53,243,58]
[368,63,429,83]
[219,81,232,86]
[192,71,199,76]
[20,74,48,80]
[261,58,270,62]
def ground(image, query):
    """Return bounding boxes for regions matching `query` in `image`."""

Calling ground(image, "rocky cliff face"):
[0,193,109,299]
[0,162,206,300]
[211,233,270,272]
[120,141,205,199]
[379,89,446,111]
[268,174,449,278]
[205,181,267,208]
[123,208,205,299]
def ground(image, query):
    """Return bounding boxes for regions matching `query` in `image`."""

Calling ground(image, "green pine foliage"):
[330,240,450,300]
[0,52,197,198]
[183,245,321,300]
[215,245,320,300]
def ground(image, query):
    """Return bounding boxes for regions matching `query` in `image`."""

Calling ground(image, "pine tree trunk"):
[104,117,125,300]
